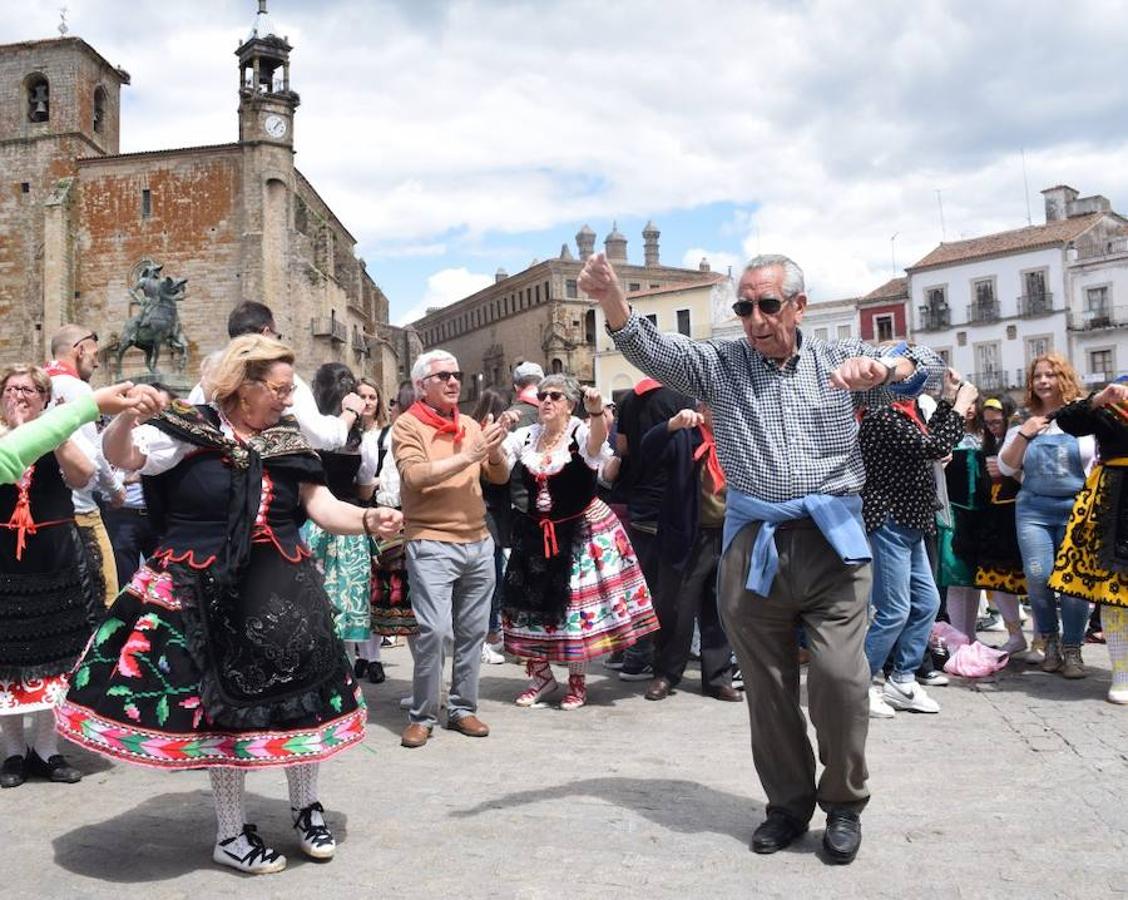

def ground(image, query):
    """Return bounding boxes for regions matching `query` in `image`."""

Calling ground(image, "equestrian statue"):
[114,264,190,376]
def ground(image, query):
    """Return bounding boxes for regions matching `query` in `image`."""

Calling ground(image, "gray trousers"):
[717,521,871,824]
[405,537,495,727]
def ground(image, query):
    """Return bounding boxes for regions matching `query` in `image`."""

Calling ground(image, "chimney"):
[642,220,660,267]
[495,267,508,283]
[1067,194,1112,217]
[1041,185,1079,223]
[699,257,711,272]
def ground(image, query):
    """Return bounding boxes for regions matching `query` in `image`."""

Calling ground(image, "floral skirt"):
[302,523,372,641]
[1,675,69,715]
[56,557,365,770]
[1048,463,1128,608]
[370,542,417,635]
[503,499,658,663]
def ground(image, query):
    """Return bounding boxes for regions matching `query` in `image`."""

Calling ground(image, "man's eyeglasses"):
[3,385,44,397]
[732,297,790,318]
[536,390,566,402]
[254,379,295,401]
[425,371,463,383]
[72,332,98,349]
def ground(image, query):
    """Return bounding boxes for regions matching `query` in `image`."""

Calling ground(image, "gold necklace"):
[537,424,568,455]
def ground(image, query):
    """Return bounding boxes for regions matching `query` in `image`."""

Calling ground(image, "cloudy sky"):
[8,1,1128,324]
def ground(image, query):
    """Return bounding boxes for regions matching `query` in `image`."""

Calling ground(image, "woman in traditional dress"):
[301,363,375,644]
[0,365,99,789]
[356,381,417,687]
[501,375,658,710]
[999,354,1094,677]
[1047,380,1128,704]
[56,336,401,875]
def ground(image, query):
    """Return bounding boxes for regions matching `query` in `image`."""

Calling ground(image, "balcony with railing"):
[917,305,950,331]
[966,300,1000,324]
[1068,306,1128,331]
[1075,235,1128,261]
[351,329,370,356]
[311,314,347,343]
[1017,292,1055,318]
[968,370,1009,393]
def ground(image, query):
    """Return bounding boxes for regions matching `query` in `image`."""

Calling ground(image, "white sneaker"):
[480,644,505,665]
[1022,636,1046,665]
[292,802,335,860]
[917,669,950,687]
[213,825,287,875]
[1108,684,1128,705]
[883,679,940,713]
[868,687,896,718]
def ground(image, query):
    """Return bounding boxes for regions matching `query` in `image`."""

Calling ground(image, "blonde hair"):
[209,335,296,410]
[357,376,387,428]
[0,364,52,434]
[1024,352,1083,413]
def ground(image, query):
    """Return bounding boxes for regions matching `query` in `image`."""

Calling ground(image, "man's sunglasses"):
[732,297,789,318]
[72,332,98,349]
[537,390,566,402]
[425,370,463,383]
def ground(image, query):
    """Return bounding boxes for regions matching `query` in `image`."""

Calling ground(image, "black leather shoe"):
[0,755,25,789]
[705,685,743,702]
[822,810,862,864]
[751,811,808,854]
[24,750,82,784]
[353,657,369,679]
[367,661,386,685]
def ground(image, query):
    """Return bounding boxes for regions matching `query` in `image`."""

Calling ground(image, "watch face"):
[264,114,287,138]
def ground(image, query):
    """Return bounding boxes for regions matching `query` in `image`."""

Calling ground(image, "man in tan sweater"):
[394,350,510,748]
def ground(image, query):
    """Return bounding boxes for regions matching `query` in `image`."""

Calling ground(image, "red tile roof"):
[907,214,1106,271]
[625,274,728,299]
[861,277,908,301]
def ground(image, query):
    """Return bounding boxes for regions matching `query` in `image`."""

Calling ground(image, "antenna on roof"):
[935,189,946,241]
[1021,147,1033,226]
[57,4,68,35]
[890,232,899,276]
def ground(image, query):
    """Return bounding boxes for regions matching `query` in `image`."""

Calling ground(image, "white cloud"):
[394,267,493,326]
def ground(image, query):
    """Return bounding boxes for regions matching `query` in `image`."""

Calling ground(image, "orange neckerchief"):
[891,398,928,434]
[407,400,465,444]
[693,423,726,494]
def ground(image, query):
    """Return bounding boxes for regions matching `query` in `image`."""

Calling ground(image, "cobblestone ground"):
[8,635,1128,899]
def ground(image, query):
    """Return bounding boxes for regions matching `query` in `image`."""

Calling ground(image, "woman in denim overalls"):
[999,354,1094,676]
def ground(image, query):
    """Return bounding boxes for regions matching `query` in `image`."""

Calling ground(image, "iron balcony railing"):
[1017,292,1054,317]
[968,370,1008,393]
[966,300,1000,324]
[1068,306,1128,330]
[917,306,950,331]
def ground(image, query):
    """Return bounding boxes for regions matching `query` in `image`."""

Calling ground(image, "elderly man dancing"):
[580,252,943,865]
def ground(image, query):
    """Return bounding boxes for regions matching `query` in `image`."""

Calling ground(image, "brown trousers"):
[717,520,871,824]
[75,508,119,608]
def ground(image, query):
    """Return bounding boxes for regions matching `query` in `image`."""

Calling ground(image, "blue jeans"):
[1015,492,1091,645]
[865,521,941,681]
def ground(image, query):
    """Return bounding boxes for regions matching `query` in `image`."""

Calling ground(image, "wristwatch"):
[878,358,899,385]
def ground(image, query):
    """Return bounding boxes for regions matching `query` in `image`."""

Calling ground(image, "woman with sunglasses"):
[57,336,402,875]
[0,365,103,789]
[500,374,658,710]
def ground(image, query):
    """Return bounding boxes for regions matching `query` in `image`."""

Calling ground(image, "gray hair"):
[744,254,805,298]
[411,349,458,396]
[538,374,581,407]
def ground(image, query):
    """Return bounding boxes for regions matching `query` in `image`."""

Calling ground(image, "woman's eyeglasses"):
[425,371,463,383]
[254,380,295,401]
[537,390,566,402]
[2,385,43,397]
[732,296,789,318]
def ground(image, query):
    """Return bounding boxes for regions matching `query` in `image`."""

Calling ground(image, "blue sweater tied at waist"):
[722,490,871,596]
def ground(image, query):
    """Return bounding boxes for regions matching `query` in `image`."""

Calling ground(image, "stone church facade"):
[0,14,419,400]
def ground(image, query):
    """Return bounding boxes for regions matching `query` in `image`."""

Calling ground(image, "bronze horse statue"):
[115,267,189,375]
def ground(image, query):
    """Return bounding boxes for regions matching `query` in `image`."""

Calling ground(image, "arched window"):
[551,358,563,374]
[27,74,49,123]
[93,85,107,133]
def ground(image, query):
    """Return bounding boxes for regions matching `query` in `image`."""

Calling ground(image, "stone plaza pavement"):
[7,638,1128,899]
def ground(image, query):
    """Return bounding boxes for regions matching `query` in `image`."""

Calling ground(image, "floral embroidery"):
[117,632,151,679]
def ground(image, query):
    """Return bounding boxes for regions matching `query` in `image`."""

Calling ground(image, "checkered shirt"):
[609,314,946,503]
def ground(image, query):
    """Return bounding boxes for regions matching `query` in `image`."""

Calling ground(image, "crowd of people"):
[0,253,1124,876]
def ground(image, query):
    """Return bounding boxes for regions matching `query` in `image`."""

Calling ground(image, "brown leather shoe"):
[706,685,743,702]
[645,676,673,701]
[446,714,490,737]
[400,723,433,748]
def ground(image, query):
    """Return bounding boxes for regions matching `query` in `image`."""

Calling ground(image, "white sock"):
[357,637,382,662]
[1106,606,1128,688]
[30,710,59,759]
[568,661,588,676]
[0,716,24,758]
[286,763,319,814]
[209,767,247,842]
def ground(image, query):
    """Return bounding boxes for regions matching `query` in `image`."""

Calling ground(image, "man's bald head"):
[49,324,99,381]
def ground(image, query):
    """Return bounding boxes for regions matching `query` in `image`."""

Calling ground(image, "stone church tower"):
[0,3,414,401]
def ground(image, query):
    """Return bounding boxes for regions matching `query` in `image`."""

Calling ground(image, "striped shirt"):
[608,313,945,503]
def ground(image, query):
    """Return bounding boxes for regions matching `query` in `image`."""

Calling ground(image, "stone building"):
[409,221,720,401]
[0,4,419,401]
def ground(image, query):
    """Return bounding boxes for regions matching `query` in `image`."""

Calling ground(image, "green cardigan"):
[0,396,99,484]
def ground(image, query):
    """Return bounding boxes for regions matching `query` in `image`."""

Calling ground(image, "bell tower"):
[235,0,299,147]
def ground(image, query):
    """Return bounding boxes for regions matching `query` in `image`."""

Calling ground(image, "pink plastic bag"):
[930,621,970,652]
[943,641,1010,678]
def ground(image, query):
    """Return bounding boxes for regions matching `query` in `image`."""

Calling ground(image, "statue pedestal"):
[132,371,194,399]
